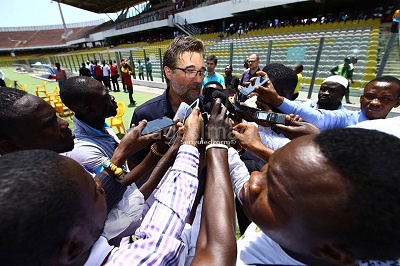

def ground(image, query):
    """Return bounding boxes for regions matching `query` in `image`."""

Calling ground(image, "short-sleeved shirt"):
[202,72,225,88]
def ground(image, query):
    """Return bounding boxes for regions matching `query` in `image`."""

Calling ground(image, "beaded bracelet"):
[102,159,125,180]
[150,143,165,157]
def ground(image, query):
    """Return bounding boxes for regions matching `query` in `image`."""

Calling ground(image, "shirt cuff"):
[96,172,127,211]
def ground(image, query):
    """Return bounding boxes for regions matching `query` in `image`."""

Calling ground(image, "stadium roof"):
[54,0,146,13]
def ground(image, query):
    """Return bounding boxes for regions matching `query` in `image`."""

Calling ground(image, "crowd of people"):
[1,35,400,266]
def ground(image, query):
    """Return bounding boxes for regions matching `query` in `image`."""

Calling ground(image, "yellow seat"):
[46,86,59,107]
[109,102,126,134]
[35,81,47,98]
[314,77,324,86]
[54,95,73,118]
[363,74,376,82]
[20,84,26,91]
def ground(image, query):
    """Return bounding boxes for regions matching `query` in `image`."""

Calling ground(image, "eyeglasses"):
[174,67,205,78]
[247,59,258,63]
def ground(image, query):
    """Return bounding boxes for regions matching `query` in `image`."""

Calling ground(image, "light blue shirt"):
[308,99,344,110]
[278,98,369,131]
[202,72,225,88]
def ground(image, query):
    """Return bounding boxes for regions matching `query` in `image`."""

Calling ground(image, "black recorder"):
[254,111,286,125]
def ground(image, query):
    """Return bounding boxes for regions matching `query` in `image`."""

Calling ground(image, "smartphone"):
[141,117,175,135]
[173,102,191,122]
[254,111,286,125]
[183,99,199,122]
[240,76,269,96]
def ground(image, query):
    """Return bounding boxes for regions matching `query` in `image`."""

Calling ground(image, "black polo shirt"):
[128,88,175,164]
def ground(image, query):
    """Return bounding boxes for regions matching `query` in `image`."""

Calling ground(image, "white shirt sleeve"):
[102,183,145,240]
[228,147,250,201]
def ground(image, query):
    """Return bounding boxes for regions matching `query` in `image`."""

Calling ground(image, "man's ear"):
[58,227,86,265]
[164,66,172,81]
[394,98,400,108]
[0,139,19,154]
[312,243,356,266]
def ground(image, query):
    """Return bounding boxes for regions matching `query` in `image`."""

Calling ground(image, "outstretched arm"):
[192,98,237,266]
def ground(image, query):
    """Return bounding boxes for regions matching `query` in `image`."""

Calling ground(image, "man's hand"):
[206,98,231,144]
[232,123,262,152]
[181,107,203,148]
[272,116,320,140]
[112,120,158,165]
[249,71,284,107]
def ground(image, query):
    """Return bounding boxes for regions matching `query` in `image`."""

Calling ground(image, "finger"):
[211,97,222,115]
[136,119,148,130]
[242,81,251,87]
[249,76,257,83]
[233,123,246,131]
[143,131,159,140]
[255,71,267,76]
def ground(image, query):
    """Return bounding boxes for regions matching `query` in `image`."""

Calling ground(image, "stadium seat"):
[35,81,47,98]
[109,102,126,134]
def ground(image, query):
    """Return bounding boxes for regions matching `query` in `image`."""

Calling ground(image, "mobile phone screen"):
[141,117,174,135]
[241,76,269,96]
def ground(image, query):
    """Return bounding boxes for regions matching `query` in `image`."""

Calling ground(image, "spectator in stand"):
[54,63,67,89]
[110,60,120,92]
[93,60,103,84]
[202,54,225,88]
[239,53,261,102]
[291,64,303,100]
[121,62,136,106]
[79,62,91,77]
[138,60,144,80]
[102,60,111,92]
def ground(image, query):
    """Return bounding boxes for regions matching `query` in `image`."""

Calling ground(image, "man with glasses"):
[128,35,205,169]
[239,53,261,102]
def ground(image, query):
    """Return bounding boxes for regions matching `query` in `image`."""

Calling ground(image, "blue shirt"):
[202,72,225,88]
[278,98,369,131]
[308,99,344,110]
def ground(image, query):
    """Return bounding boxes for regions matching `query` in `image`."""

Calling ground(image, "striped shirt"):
[103,144,199,265]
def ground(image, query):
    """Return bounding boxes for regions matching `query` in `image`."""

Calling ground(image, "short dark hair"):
[365,76,400,98]
[60,76,102,111]
[0,150,84,265]
[262,63,298,99]
[295,64,303,72]
[163,36,204,85]
[206,54,217,65]
[314,128,400,260]
[0,87,28,138]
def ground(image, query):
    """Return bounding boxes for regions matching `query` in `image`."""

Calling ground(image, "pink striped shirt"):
[104,144,199,265]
